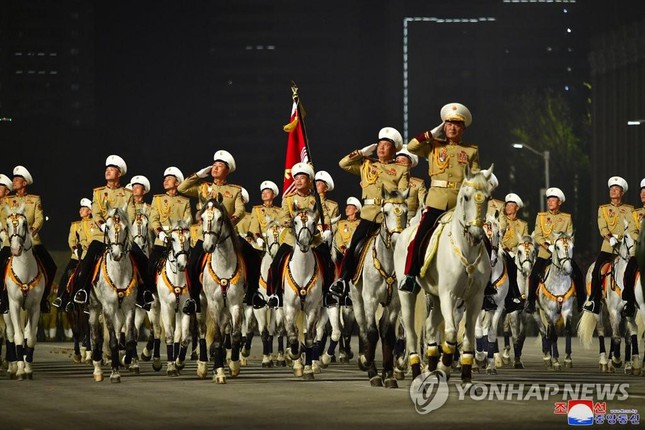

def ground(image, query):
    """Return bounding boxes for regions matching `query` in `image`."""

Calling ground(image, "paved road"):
[1,337,644,430]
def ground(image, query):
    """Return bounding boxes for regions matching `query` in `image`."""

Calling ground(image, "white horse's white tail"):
[576,311,598,350]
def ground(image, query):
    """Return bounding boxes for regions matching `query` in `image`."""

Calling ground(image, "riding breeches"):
[73,240,106,294]
[405,207,444,276]
[338,218,379,281]
[528,257,550,304]
[590,251,615,301]
[622,256,639,302]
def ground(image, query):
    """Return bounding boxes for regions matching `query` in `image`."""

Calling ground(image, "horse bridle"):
[132,212,149,248]
[459,180,487,239]
[104,214,129,257]
[483,221,500,267]
[265,225,281,258]
[6,213,32,252]
[551,236,572,272]
[516,241,536,276]
[165,227,190,273]
[202,206,231,247]
[294,211,315,252]
[379,199,406,249]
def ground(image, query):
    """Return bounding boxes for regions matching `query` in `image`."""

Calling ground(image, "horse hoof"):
[502,352,512,366]
[369,375,383,387]
[229,361,241,377]
[26,372,33,380]
[494,353,503,369]
[320,353,332,368]
[175,360,185,371]
[357,356,369,372]
[17,373,25,381]
[394,369,405,380]
[261,361,273,368]
[110,375,121,383]
[486,368,497,375]
[93,373,104,382]
[196,361,208,379]
[276,360,286,367]
[129,365,140,375]
[241,347,251,358]
[543,359,552,369]
[461,377,472,384]
[513,360,524,369]
[293,367,303,378]
[167,369,178,377]
[600,364,608,373]
[303,371,315,381]
[152,358,162,372]
[213,375,227,384]
[339,353,349,364]
[564,359,573,369]
[613,360,623,369]
[140,348,152,362]
[383,378,398,389]
[312,361,322,374]
[73,354,82,364]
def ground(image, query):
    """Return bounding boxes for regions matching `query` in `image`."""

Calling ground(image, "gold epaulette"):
[93,186,106,191]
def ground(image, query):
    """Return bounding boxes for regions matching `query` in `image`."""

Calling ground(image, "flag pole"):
[290,81,327,229]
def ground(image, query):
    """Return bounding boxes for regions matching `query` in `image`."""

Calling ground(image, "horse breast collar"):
[5,257,45,301]
[284,253,320,302]
[202,251,245,301]
[93,254,140,305]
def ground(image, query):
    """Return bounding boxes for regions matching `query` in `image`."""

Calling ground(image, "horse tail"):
[576,311,597,350]
[206,312,216,347]
[413,291,426,347]
[636,310,644,340]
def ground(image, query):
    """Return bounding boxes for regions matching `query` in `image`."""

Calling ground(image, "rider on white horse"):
[72,155,152,309]
[525,187,586,314]
[619,177,644,318]
[248,180,281,249]
[500,193,529,309]
[129,174,157,308]
[0,174,13,311]
[267,162,334,308]
[395,145,427,225]
[179,150,264,315]
[329,127,409,298]
[583,176,639,316]
[0,166,57,314]
[52,198,99,311]
[147,167,192,306]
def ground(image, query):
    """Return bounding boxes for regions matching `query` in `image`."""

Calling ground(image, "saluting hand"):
[196,166,212,178]
[360,143,377,157]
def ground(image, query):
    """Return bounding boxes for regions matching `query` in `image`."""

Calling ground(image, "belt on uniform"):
[431,179,462,189]
[363,198,382,205]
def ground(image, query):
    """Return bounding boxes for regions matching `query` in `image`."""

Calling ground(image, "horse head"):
[167,220,191,271]
[104,206,130,261]
[263,217,283,259]
[549,231,574,275]
[456,164,494,243]
[132,205,150,251]
[515,234,537,277]
[380,188,408,248]
[616,218,636,261]
[292,203,318,253]
[4,203,31,256]
[201,198,234,253]
[483,213,501,266]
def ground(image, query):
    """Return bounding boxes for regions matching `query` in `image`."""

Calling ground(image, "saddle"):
[351,233,377,285]
[419,211,453,278]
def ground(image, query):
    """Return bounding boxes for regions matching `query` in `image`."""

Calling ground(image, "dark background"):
[1,0,644,255]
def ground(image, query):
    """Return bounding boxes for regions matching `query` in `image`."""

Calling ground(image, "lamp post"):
[512,143,550,212]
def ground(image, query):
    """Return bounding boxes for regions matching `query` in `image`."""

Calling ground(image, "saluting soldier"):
[179,150,262,314]
[248,180,282,249]
[267,162,334,308]
[130,175,152,215]
[235,187,253,244]
[72,155,152,309]
[395,145,427,224]
[52,198,99,311]
[148,167,192,307]
[401,103,479,292]
[0,166,57,314]
[329,127,409,298]
[0,173,14,313]
[584,176,638,315]
[525,187,585,313]
[334,197,362,256]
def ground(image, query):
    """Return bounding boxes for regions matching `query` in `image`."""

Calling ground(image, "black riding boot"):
[183,240,204,315]
[525,257,549,314]
[401,208,443,292]
[583,251,613,314]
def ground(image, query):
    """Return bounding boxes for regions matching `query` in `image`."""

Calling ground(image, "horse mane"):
[382,188,407,204]
[204,198,240,252]
[170,219,190,230]
[107,207,132,246]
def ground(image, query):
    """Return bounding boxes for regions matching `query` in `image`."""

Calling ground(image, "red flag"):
[282,101,309,195]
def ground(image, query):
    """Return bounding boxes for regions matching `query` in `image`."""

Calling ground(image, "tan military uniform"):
[633,207,645,233]
[487,198,508,232]
[68,218,100,260]
[91,185,136,240]
[178,175,244,224]
[190,222,202,247]
[407,176,427,223]
[248,204,282,239]
[278,191,323,247]
[597,203,637,254]
[339,152,409,223]
[533,210,573,259]
[236,211,253,241]
[407,133,479,210]
[2,194,44,245]
[334,218,360,253]
[149,193,192,247]
[502,218,529,254]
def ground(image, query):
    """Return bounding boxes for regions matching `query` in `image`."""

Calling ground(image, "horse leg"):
[460,297,481,383]
[611,335,622,370]
[486,310,502,374]
[302,308,319,381]
[598,334,608,372]
[351,290,371,372]
[23,306,41,379]
[322,304,341,368]
[340,306,355,363]
[551,331,561,371]
[161,302,178,377]
[438,295,458,376]
[240,304,254,366]
[564,316,573,368]
[211,325,226,384]
[380,308,398,388]
[425,303,443,373]
[104,315,121,383]
[8,301,27,380]
[124,308,139,375]
[195,312,209,379]
[399,289,421,377]
[502,313,512,366]
[175,313,191,372]
[474,311,487,371]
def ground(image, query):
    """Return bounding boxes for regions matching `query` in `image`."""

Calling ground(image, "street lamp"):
[627,119,645,126]
[512,143,550,212]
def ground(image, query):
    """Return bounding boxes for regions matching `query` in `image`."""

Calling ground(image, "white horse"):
[396,165,493,382]
[578,221,641,374]
[87,207,139,383]
[282,205,324,380]
[474,213,507,374]
[504,235,537,369]
[3,204,46,380]
[351,189,408,388]
[155,221,191,376]
[535,232,576,370]
[200,198,246,384]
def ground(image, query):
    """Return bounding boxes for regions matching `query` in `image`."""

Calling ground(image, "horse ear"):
[401,188,410,200]
[17,202,26,215]
[3,204,11,217]
[217,192,224,204]
[463,163,472,180]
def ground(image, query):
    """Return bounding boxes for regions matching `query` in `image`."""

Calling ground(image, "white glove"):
[99,223,106,232]
[322,230,333,244]
[609,235,618,247]
[256,237,265,249]
[159,231,168,242]
[430,122,445,140]
[360,143,377,157]
[196,166,212,178]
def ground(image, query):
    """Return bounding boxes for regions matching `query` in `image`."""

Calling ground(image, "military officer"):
[525,187,585,313]
[72,155,152,309]
[401,103,479,292]
[622,178,645,317]
[334,197,362,255]
[395,145,427,224]
[248,180,282,248]
[314,170,340,238]
[0,173,14,313]
[236,187,253,243]
[583,176,638,315]
[130,174,152,214]
[52,198,99,311]
[267,162,334,308]
[497,193,527,312]
[329,127,409,298]
[0,166,57,314]
[147,167,192,306]
[179,150,262,314]
[189,208,202,248]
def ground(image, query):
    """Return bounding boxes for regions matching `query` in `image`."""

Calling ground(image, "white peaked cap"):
[213,150,236,173]
[440,102,472,127]
[105,155,127,175]
[546,187,565,203]
[292,162,314,180]
[346,196,362,212]
[378,127,403,151]
[13,165,33,185]
[164,166,184,183]
[260,180,279,197]
[504,193,524,209]
[80,198,92,208]
[0,173,13,191]
[640,178,645,189]
[130,175,151,194]
[314,170,335,192]
[240,187,249,204]
[607,176,628,192]
[396,145,419,167]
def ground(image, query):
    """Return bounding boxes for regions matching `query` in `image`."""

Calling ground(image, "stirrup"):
[52,297,63,308]
[252,293,266,310]
[182,299,197,315]
[142,290,155,305]
[329,279,347,297]
[267,295,281,309]
[482,295,497,311]
[65,302,76,313]
[399,275,417,292]
[74,290,88,304]
[582,300,599,315]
